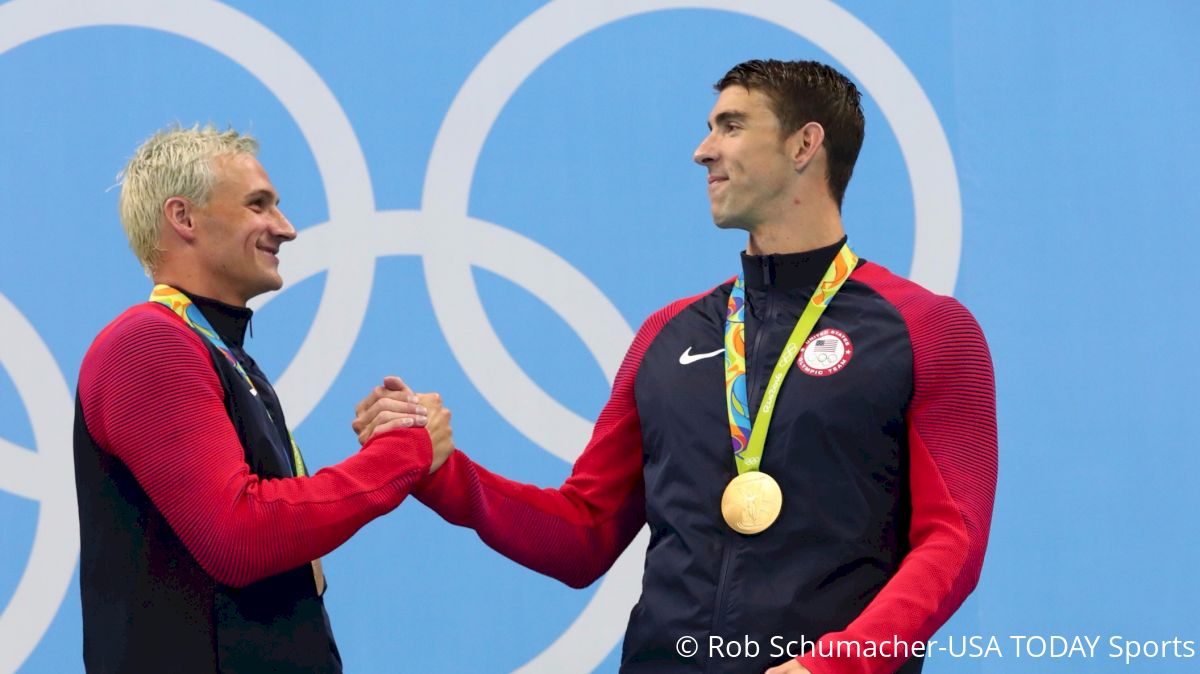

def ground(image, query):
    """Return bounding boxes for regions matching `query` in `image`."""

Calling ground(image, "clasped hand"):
[352,375,454,473]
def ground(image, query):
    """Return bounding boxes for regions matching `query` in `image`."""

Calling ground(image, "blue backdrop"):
[2,1,1198,672]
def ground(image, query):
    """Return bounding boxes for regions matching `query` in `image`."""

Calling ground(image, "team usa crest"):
[798,328,853,376]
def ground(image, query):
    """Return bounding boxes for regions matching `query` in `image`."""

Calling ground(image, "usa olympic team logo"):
[799,328,853,376]
[0,0,961,671]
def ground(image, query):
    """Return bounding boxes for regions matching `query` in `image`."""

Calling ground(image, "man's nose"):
[693,133,717,166]
[273,209,297,241]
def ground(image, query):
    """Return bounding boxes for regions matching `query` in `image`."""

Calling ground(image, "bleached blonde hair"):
[118,124,259,273]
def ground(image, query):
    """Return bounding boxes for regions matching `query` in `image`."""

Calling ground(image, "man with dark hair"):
[74,125,453,673]
[713,59,865,208]
[364,59,997,673]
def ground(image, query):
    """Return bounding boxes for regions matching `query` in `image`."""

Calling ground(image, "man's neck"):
[745,211,845,256]
[153,271,248,308]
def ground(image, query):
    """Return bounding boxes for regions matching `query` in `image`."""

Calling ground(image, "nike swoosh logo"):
[679,347,725,365]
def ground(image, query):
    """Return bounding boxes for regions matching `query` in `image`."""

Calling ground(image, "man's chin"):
[712,216,750,232]
[247,275,285,300]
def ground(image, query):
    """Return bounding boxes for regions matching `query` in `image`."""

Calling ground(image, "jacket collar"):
[178,288,253,348]
[739,235,848,291]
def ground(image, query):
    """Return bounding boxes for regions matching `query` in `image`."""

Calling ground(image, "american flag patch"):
[811,339,837,353]
[799,328,853,377]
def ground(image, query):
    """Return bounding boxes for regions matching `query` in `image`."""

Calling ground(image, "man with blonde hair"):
[73,125,452,673]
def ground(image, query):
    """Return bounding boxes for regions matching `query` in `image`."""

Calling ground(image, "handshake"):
[351,375,455,473]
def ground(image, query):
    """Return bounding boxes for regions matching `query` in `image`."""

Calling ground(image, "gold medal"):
[720,471,782,534]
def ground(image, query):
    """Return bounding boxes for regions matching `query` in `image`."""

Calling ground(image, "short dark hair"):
[715,59,865,208]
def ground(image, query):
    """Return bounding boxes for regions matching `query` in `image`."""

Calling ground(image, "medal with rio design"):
[721,244,857,534]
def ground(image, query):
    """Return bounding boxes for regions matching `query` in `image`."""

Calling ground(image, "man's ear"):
[789,121,826,172]
[162,196,198,243]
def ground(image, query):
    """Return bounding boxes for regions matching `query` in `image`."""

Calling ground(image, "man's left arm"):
[793,296,999,674]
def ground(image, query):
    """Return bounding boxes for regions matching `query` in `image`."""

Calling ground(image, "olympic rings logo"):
[0,0,960,671]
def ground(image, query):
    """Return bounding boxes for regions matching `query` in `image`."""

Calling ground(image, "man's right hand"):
[352,375,427,444]
[414,392,454,473]
[357,377,454,474]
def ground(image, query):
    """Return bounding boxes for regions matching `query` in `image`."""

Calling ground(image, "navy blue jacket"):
[416,239,997,673]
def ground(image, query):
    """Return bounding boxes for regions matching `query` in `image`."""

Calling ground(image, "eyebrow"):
[708,110,748,130]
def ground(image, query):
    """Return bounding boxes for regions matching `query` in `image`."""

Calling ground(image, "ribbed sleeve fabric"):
[797,262,998,674]
[414,291,711,588]
[78,304,433,588]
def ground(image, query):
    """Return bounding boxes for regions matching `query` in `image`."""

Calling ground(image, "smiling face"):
[189,153,295,305]
[693,86,799,232]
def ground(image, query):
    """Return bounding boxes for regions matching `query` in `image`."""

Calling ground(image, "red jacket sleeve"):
[800,270,998,674]
[78,305,434,588]
[413,295,703,588]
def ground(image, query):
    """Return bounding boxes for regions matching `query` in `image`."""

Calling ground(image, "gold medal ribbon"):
[724,243,858,475]
[720,244,857,535]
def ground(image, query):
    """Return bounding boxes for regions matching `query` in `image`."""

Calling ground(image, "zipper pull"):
[761,255,774,286]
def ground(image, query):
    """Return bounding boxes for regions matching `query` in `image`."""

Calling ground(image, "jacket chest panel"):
[634,287,913,529]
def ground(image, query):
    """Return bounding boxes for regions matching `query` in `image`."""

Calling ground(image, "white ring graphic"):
[0,0,380,427]
[0,295,76,674]
[421,0,960,670]
[0,0,960,672]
